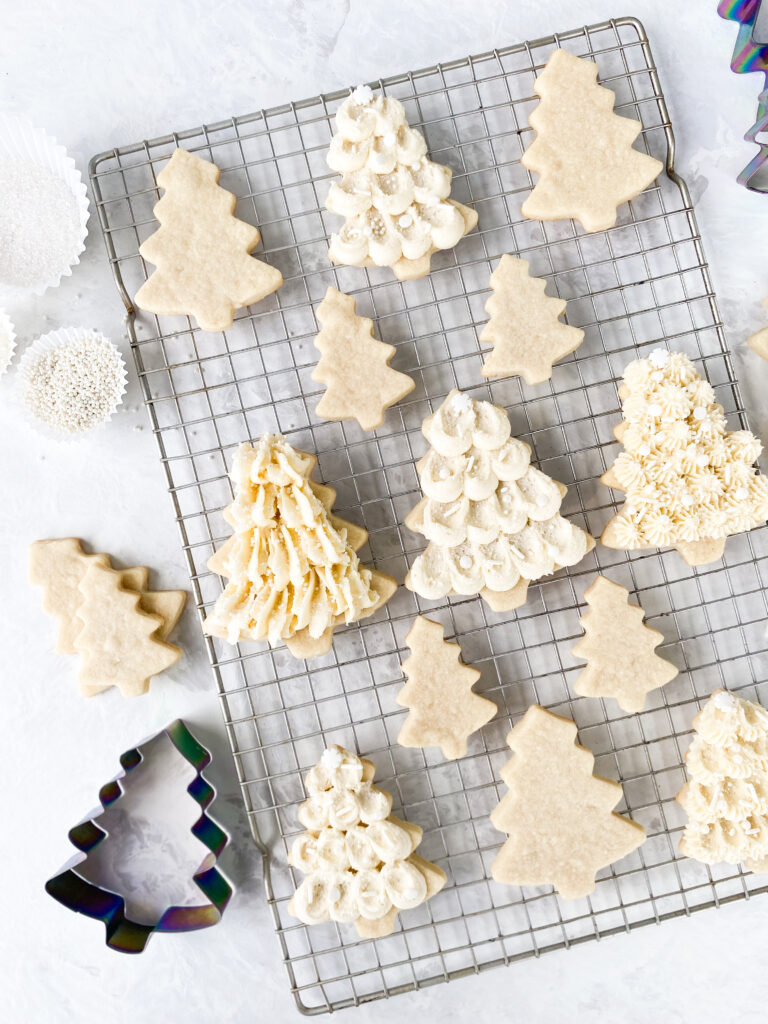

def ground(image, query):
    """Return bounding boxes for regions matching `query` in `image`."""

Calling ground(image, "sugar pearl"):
[459,555,473,569]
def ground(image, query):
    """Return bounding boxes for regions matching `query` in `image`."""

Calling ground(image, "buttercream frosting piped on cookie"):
[288,746,445,934]
[678,690,768,873]
[326,86,477,277]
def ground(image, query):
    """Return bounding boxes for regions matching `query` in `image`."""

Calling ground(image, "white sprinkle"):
[351,84,373,105]
[648,348,669,369]
[382,132,396,147]
[651,370,664,382]
[398,213,413,228]
[695,453,709,467]
[459,555,473,569]
[735,487,749,500]
[693,407,707,421]
[328,885,341,904]
[321,747,343,770]
[438,465,451,479]
[712,691,737,712]
[0,161,81,288]
[425,195,440,206]
[21,332,124,435]
[647,403,662,417]
[638,444,651,457]
[681,492,695,507]
[536,494,548,507]
[450,392,473,413]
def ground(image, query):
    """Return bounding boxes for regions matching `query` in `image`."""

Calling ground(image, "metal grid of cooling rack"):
[90,16,768,1014]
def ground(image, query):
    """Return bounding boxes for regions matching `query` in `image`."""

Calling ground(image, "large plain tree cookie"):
[521,49,663,232]
[135,148,282,332]
[490,705,645,899]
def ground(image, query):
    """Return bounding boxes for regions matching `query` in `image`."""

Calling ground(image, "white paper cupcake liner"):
[0,114,90,299]
[0,308,16,376]
[17,327,127,440]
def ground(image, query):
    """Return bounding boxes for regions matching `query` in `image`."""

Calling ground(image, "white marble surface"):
[3,0,768,1020]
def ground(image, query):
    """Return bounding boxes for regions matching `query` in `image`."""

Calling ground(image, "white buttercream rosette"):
[290,746,429,925]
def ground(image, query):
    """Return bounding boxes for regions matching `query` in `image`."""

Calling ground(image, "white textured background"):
[2,0,768,1021]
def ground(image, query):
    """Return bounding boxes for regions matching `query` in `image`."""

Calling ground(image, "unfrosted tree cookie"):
[288,745,446,936]
[601,349,768,566]
[572,576,678,713]
[135,148,283,332]
[521,49,663,232]
[74,562,182,698]
[479,255,584,384]
[404,389,594,611]
[204,434,396,658]
[677,690,768,874]
[325,85,477,279]
[490,705,645,898]
[396,616,495,759]
[29,537,186,687]
[311,287,414,430]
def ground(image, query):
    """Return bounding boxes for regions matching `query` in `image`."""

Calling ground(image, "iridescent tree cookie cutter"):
[45,719,233,953]
[719,0,768,191]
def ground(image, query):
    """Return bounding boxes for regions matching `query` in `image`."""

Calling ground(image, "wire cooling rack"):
[90,15,768,1014]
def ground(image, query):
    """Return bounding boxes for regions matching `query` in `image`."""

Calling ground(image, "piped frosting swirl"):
[326,87,467,267]
[678,690,768,873]
[406,390,591,600]
[289,746,433,927]
[605,350,768,549]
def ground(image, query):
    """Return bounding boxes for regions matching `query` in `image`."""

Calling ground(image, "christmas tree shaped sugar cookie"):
[404,390,594,611]
[135,148,283,332]
[601,349,768,566]
[204,434,396,658]
[677,690,768,873]
[572,576,678,713]
[311,287,414,430]
[396,616,495,759]
[521,49,663,232]
[479,255,585,384]
[74,563,182,697]
[325,85,478,280]
[490,705,645,898]
[288,745,446,936]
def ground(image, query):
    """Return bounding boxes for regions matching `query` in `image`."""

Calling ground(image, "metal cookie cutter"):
[719,0,768,191]
[45,719,233,953]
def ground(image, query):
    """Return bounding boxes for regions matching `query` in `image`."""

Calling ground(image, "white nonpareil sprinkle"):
[693,407,707,421]
[647,402,663,417]
[458,555,473,570]
[648,348,670,369]
[735,487,749,501]
[321,746,344,771]
[712,690,737,712]
[351,84,373,106]
[21,332,124,434]
[0,161,81,288]
[398,213,413,228]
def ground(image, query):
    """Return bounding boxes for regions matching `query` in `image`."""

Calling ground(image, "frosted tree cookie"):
[479,255,584,384]
[521,49,663,232]
[204,434,396,658]
[325,84,478,279]
[677,690,768,874]
[490,705,645,898]
[572,576,678,713]
[601,349,768,566]
[396,616,495,759]
[135,148,283,332]
[288,745,446,936]
[311,287,414,430]
[404,390,594,611]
